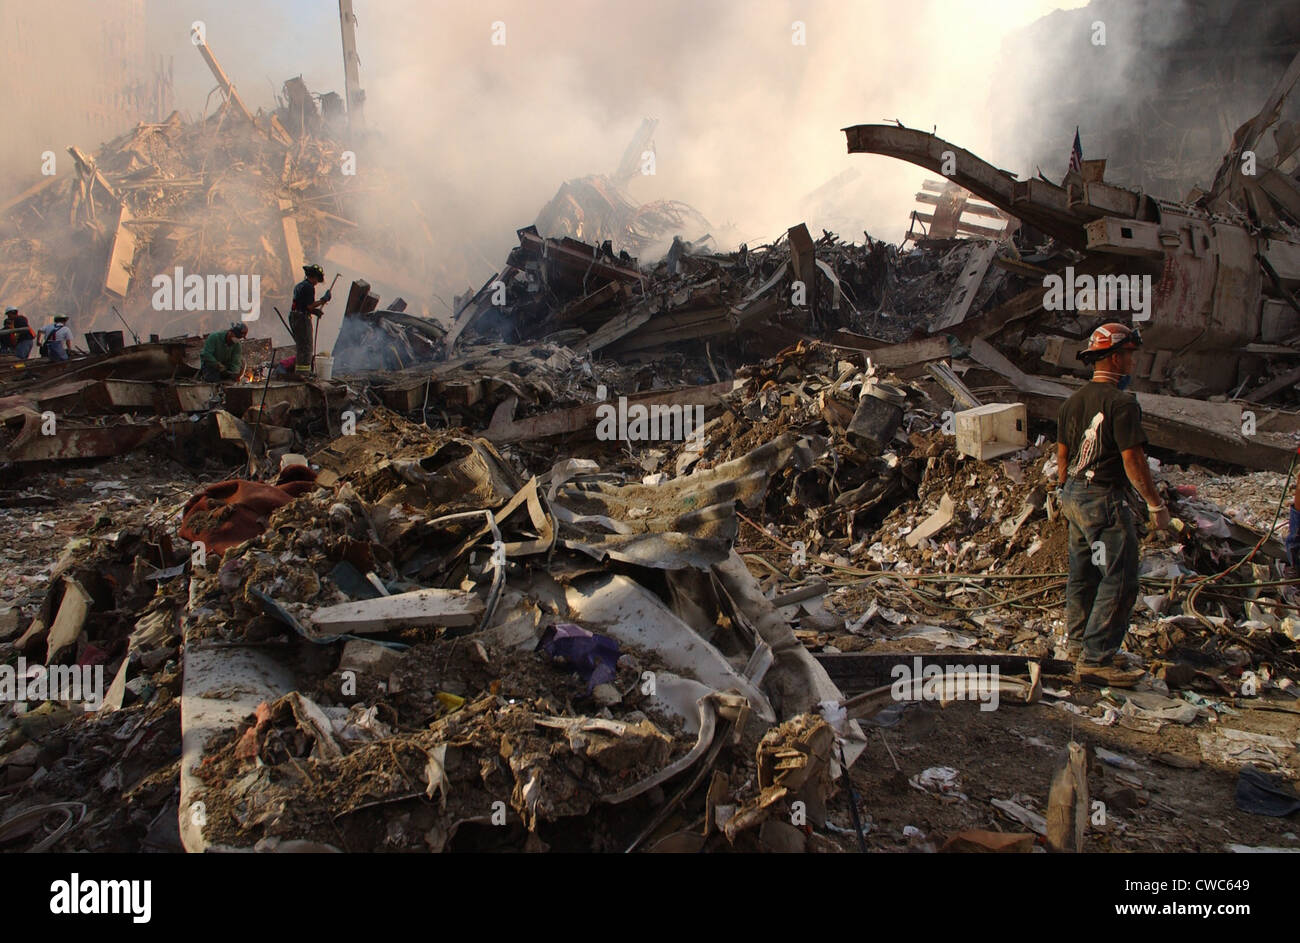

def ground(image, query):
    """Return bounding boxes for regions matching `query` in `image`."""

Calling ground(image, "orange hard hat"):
[1078,322,1142,362]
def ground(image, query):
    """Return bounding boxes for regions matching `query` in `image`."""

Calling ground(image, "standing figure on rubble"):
[2,306,36,358]
[290,263,332,379]
[37,314,74,362]
[199,322,247,381]
[1055,323,1171,687]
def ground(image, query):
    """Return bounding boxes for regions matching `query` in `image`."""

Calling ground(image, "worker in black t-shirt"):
[1055,322,1172,687]
[289,263,331,378]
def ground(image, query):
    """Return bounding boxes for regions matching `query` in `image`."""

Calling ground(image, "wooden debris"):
[1046,742,1090,853]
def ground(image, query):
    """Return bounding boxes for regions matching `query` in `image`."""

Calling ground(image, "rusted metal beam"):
[66,146,117,203]
[191,28,291,145]
[914,191,1006,219]
[0,408,167,463]
[843,125,1093,247]
[191,31,254,123]
[222,382,319,415]
[338,0,366,134]
[484,380,736,445]
[829,333,953,366]
[516,227,642,284]
[788,222,817,312]
[552,281,621,327]
[816,652,1073,695]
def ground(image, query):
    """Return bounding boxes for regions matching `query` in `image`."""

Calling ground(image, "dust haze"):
[994,0,1300,199]
[12,0,1291,325]
[2,2,1078,270]
[353,0,1080,260]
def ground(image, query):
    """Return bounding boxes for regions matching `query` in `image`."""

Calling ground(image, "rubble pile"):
[638,341,1300,703]
[534,175,712,261]
[6,360,1297,851]
[531,117,714,260]
[347,343,605,433]
[0,465,191,851]
[140,408,866,852]
[0,335,365,467]
[0,69,426,345]
[8,40,1300,857]
[445,224,1042,367]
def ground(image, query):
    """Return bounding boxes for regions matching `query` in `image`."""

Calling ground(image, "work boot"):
[1076,655,1145,688]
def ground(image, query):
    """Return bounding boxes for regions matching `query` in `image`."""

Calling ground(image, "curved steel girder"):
[843,124,1087,247]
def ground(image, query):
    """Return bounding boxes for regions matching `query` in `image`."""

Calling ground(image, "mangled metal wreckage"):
[843,47,1300,400]
[833,52,1300,472]
[177,411,874,852]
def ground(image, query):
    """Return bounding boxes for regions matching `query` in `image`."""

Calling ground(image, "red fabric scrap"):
[178,466,319,555]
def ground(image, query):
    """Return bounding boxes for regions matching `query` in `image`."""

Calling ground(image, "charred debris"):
[3,49,1300,856]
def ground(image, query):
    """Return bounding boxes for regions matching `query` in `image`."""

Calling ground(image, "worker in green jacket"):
[199,323,247,381]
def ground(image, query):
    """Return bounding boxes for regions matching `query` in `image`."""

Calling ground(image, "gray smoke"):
[7,0,1135,337]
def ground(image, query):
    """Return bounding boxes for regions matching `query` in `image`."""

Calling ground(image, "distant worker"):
[290,263,331,379]
[199,322,248,381]
[37,314,73,362]
[1055,323,1171,687]
[1,308,17,355]
[2,306,37,359]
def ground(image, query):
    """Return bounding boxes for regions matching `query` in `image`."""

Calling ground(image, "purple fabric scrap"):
[538,622,620,691]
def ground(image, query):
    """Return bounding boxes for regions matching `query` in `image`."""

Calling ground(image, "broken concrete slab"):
[338,639,406,677]
[310,589,486,635]
[907,493,956,547]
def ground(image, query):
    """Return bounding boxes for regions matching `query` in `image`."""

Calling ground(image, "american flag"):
[1068,127,1083,174]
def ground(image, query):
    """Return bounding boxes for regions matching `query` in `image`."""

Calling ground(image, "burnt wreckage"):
[845,50,1300,399]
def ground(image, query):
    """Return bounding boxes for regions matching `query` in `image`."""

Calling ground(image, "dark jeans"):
[1059,478,1139,665]
[199,363,226,382]
[290,310,313,374]
[1288,506,1300,569]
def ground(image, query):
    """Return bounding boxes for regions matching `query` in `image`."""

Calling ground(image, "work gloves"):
[1147,503,1172,531]
[322,290,332,303]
